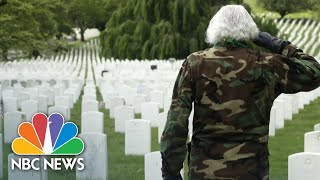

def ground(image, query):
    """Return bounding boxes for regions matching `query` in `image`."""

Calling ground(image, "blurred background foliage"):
[0,0,318,61]
[100,0,281,60]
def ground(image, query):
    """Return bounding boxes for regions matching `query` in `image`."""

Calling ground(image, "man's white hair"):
[205,5,259,45]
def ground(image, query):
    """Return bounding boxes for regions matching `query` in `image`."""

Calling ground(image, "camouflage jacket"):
[160,42,320,180]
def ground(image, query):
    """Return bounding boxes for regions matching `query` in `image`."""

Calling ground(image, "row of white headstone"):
[269,89,320,137]
[0,51,91,179]
[288,123,320,180]
[276,18,320,60]
[76,60,108,180]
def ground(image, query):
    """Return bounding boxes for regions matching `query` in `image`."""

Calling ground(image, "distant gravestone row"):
[0,48,87,180]
[76,63,108,180]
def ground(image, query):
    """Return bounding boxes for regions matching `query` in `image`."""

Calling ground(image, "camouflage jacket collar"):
[214,38,250,48]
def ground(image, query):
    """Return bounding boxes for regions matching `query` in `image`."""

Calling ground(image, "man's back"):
[160,5,320,180]
[191,46,274,144]
[161,43,320,180]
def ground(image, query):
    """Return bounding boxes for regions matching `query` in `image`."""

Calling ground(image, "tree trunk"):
[2,49,8,61]
[279,11,287,19]
[80,28,86,42]
[0,0,7,6]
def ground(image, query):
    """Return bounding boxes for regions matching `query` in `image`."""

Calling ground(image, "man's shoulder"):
[189,47,255,60]
[188,47,229,59]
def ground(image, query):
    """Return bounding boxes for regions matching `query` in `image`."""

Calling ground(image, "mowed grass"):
[98,95,320,180]
[94,87,160,180]
[1,77,319,179]
[1,91,319,179]
[244,0,318,18]
[269,98,320,180]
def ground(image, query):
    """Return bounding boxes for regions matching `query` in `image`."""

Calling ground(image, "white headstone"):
[158,112,167,143]
[84,88,96,96]
[82,100,99,113]
[121,86,135,106]
[291,94,300,114]
[189,106,194,141]
[0,134,2,179]
[53,86,63,97]
[315,124,320,131]
[76,133,108,180]
[269,106,276,136]
[66,88,79,104]
[150,91,164,109]
[39,89,54,106]
[141,102,159,127]
[109,97,125,118]
[304,131,320,152]
[0,105,2,131]
[25,87,38,100]
[82,95,96,104]
[21,100,38,121]
[144,151,184,180]
[84,91,97,99]
[125,119,151,155]
[279,94,293,120]
[8,154,47,180]
[163,96,171,113]
[3,97,18,113]
[272,100,284,129]
[114,106,134,133]
[144,151,162,180]
[48,106,69,121]
[81,111,104,133]
[54,96,71,109]
[17,92,30,109]
[54,96,71,120]
[2,89,14,98]
[36,95,48,114]
[64,91,74,108]
[288,152,320,180]
[4,111,25,143]
[298,92,305,109]
[102,92,117,109]
[84,85,96,92]
[133,94,147,113]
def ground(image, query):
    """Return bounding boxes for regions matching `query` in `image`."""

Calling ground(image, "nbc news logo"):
[10,113,85,171]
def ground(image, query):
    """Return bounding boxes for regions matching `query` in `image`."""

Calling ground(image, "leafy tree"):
[0,0,41,60]
[68,0,107,41]
[0,0,7,6]
[48,1,74,39]
[0,0,71,61]
[257,0,312,18]
[309,0,320,17]
[100,0,278,60]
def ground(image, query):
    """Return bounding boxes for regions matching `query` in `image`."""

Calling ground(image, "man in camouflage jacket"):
[160,5,320,180]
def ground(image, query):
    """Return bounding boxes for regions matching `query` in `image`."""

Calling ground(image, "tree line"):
[0,0,318,61]
[100,0,276,60]
[0,0,111,61]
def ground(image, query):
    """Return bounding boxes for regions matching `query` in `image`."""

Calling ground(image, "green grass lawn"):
[244,0,318,18]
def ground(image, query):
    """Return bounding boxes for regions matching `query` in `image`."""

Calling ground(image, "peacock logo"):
[12,113,84,155]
